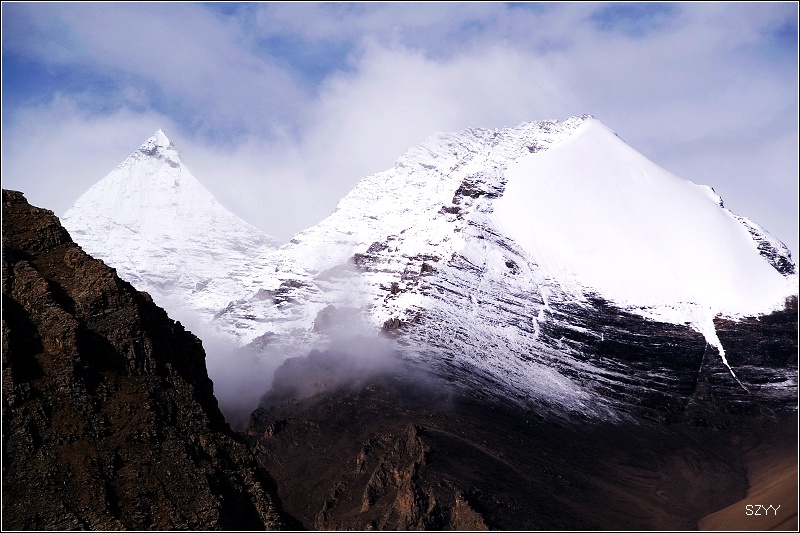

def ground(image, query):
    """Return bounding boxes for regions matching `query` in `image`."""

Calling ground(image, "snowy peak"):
[65,129,216,234]
[212,115,796,350]
[152,128,171,148]
[144,128,173,152]
[493,117,795,318]
[62,130,281,318]
[126,129,182,169]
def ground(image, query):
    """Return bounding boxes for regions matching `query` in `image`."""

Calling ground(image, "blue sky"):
[2,2,798,259]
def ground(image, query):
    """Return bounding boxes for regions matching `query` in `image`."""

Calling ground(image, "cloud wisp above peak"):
[2,2,797,258]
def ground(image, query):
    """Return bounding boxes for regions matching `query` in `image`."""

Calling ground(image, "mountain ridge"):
[62,116,798,422]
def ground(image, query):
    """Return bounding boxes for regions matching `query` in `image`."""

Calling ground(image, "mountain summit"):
[62,130,280,319]
[131,128,182,165]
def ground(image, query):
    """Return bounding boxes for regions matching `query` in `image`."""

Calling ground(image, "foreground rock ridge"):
[2,190,295,530]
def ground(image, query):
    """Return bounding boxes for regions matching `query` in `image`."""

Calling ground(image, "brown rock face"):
[248,376,500,531]
[2,190,294,530]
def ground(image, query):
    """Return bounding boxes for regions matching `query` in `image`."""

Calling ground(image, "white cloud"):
[182,42,580,240]
[3,3,309,136]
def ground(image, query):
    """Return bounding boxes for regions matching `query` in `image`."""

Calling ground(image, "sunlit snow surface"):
[493,119,794,323]
[62,129,281,319]
[63,119,797,416]
[225,118,794,336]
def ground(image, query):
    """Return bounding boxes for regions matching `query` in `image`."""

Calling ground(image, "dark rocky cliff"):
[538,295,798,426]
[2,190,295,530]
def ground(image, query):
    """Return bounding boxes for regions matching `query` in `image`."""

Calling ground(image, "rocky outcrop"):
[346,423,489,531]
[716,296,798,376]
[247,374,517,530]
[535,295,798,425]
[681,303,797,428]
[2,190,295,530]
[537,296,708,421]
[731,214,796,276]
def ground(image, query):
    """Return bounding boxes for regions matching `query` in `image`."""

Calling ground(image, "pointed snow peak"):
[153,128,171,147]
[128,128,182,168]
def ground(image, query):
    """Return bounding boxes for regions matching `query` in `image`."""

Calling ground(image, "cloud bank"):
[2,2,797,258]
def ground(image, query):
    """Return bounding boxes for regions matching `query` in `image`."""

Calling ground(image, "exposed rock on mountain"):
[2,190,295,530]
[537,294,798,424]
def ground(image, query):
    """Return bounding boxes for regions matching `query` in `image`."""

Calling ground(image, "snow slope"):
[493,119,794,320]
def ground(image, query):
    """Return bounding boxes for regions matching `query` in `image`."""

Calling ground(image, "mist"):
[202,335,284,430]
[255,302,457,418]
[159,281,454,430]
[157,303,280,430]
[260,332,403,408]
[163,296,419,430]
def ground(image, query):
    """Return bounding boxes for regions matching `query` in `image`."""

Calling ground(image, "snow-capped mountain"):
[62,130,281,319]
[64,118,797,420]
[212,115,796,417]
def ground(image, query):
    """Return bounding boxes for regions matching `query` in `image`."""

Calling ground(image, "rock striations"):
[1,190,295,530]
